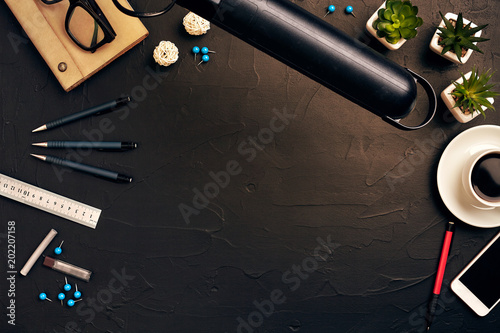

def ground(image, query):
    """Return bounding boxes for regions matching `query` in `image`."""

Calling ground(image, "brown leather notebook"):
[5,0,148,91]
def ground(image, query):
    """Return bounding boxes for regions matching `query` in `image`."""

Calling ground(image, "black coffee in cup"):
[471,153,500,202]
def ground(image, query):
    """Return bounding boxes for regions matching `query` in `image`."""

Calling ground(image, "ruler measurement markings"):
[0,173,100,229]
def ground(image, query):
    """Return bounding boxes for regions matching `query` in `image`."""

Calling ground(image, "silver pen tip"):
[30,154,46,160]
[32,142,47,147]
[32,125,47,133]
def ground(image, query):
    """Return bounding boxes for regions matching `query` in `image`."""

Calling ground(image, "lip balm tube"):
[20,229,58,276]
[43,256,92,282]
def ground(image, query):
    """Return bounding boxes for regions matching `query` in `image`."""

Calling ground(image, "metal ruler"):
[0,173,101,229]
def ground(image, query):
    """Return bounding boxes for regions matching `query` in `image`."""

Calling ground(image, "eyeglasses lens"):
[68,6,105,48]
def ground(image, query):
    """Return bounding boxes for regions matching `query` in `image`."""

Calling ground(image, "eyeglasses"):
[112,0,177,18]
[41,0,116,52]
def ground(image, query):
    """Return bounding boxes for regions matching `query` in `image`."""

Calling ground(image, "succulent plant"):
[373,0,423,44]
[437,12,489,63]
[451,67,499,118]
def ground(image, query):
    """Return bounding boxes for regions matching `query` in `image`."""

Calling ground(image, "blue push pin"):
[54,240,64,255]
[192,46,200,61]
[197,54,210,66]
[58,292,65,306]
[64,277,71,292]
[345,6,356,17]
[39,292,52,302]
[324,5,335,17]
[67,299,82,307]
[74,284,81,299]
[201,47,215,55]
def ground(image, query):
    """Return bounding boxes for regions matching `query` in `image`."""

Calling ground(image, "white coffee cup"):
[462,148,500,209]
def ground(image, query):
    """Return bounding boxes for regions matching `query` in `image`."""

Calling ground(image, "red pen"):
[426,221,455,331]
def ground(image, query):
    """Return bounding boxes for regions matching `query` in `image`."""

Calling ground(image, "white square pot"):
[366,2,407,50]
[441,71,495,123]
[429,13,482,64]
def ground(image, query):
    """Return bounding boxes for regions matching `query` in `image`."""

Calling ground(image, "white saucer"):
[437,125,500,228]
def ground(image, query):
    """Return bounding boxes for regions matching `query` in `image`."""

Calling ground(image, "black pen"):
[31,154,132,183]
[32,141,138,151]
[426,221,455,331]
[32,96,131,132]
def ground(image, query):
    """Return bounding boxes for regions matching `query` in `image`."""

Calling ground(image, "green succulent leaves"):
[437,12,489,63]
[451,67,499,118]
[373,0,423,44]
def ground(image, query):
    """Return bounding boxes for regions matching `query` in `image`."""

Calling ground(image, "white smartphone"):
[451,231,500,316]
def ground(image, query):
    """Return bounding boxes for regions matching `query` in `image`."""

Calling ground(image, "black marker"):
[32,96,130,132]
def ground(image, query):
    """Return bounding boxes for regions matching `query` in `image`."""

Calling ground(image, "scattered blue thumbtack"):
[324,5,335,17]
[54,240,64,255]
[39,292,52,302]
[346,6,356,17]
[197,54,210,66]
[64,277,71,291]
[74,284,81,299]
[58,292,65,306]
[67,299,82,307]
[201,47,215,54]
[192,46,200,60]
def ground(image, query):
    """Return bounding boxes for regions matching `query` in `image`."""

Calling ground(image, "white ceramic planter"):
[441,71,495,123]
[429,13,482,64]
[366,2,407,50]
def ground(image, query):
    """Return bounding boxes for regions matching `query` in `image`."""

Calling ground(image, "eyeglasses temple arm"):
[112,0,177,18]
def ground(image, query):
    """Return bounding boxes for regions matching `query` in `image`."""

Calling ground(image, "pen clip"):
[92,173,132,183]
[95,96,131,115]
[96,142,137,152]
[96,148,125,152]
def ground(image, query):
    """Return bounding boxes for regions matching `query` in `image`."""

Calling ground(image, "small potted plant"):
[366,0,423,50]
[429,12,489,64]
[441,67,498,123]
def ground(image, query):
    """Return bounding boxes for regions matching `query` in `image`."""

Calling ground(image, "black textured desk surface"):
[1,1,500,332]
